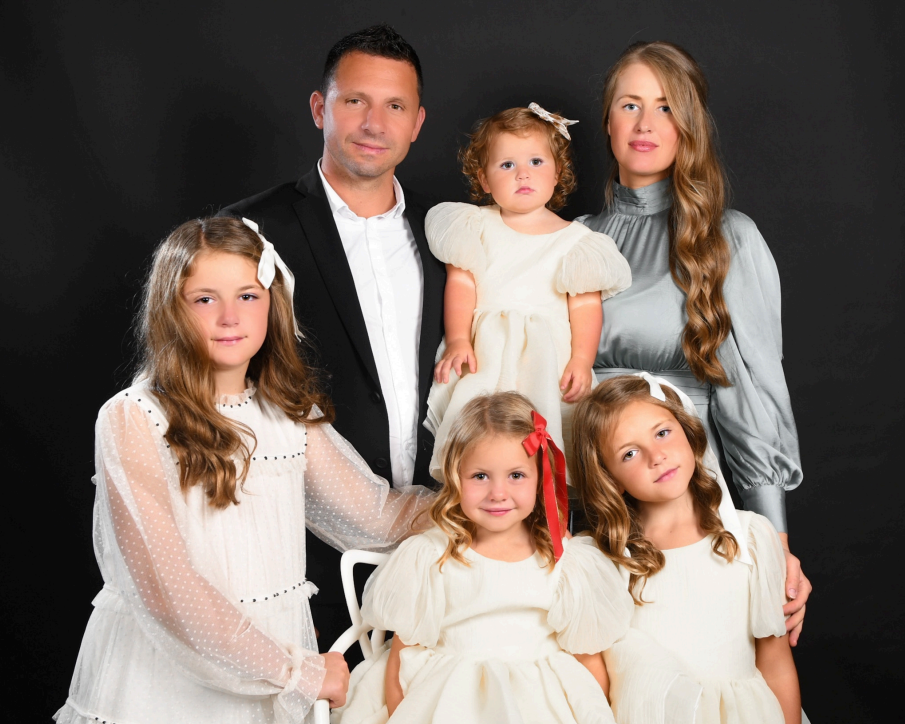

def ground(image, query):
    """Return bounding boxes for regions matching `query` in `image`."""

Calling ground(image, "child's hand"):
[317,651,350,708]
[560,359,594,402]
[434,340,478,383]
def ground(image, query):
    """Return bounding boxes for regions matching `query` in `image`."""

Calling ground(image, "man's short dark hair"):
[321,24,423,101]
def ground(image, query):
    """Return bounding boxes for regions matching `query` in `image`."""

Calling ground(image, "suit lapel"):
[293,170,380,388]
[406,195,445,410]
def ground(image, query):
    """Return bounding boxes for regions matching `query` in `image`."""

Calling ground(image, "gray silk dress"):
[578,179,802,533]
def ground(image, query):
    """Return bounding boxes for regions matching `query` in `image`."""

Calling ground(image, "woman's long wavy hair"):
[136,216,334,508]
[601,41,732,387]
[570,376,738,603]
[429,392,561,570]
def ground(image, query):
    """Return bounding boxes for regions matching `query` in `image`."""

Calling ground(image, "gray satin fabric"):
[578,179,802,533]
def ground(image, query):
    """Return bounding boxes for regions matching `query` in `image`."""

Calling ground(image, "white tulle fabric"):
[55,382,434,724]
[423,202,631,480]
[605,511,788,724]
[333,528,633,724]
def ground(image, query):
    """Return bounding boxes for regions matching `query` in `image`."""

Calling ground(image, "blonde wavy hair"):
[136,216,334,509]
[459,107,577,212]
[601,41,732,387]
[569,376,738,603]
[429,392,560,570]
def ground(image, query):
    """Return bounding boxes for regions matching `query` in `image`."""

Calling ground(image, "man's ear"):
[310,91,326,129]
[410,106,426,142]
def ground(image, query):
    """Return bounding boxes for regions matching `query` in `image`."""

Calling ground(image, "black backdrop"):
[3,1,902,720]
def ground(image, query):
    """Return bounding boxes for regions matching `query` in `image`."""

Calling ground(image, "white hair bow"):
[528,102,579,140]
[634,371,753,565]
[241,217,302,340]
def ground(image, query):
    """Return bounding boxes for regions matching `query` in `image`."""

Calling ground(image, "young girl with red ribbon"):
[334,392,633,724]
[422,104,632,482]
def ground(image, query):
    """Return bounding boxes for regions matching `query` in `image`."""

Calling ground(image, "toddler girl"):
[570,373,801,724]
[424,104,632,480]
[55,217,434,724]
[335,391,634,723]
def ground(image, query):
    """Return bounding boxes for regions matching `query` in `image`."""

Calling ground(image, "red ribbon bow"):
[522,411,569,561]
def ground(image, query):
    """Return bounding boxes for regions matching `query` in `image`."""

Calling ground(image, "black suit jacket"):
[218,166,446,487]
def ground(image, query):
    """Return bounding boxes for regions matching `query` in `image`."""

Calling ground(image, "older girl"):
[577,42,810,639]
[55,217,433,724]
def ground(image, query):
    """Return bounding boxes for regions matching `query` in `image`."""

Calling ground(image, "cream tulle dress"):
[332,527,634,724]
[423,202,631,479]
[54,382,434,724]
[605,510,789,724]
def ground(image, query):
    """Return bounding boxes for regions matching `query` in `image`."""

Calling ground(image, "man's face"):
[311,51,425,183]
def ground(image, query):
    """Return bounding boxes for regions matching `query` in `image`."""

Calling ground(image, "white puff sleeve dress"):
[54,382,435,724]
[423,202,631,480]
[333,529,634,724]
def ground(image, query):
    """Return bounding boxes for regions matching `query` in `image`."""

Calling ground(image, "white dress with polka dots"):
[54,382,434,724]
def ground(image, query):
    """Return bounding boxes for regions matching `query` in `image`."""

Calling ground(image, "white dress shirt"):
[317,161,424,487]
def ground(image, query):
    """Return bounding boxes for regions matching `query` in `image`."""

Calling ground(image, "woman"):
[578,41,811,642]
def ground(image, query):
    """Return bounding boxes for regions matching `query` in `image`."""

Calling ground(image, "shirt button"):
[374,457,389,470]
[371,391,383,403]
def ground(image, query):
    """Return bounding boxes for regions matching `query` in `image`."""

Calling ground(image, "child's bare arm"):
[435,265,478,383]
[573,652,610,699]
[561,291,603,402]
[385,634,410,716]
[755,634,801,724]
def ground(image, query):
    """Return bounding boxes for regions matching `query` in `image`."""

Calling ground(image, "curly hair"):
[569,375,738,603]
[136,217,334,509]
[428,391,561,570]
[459,107,577,212]
[601,41,732,387]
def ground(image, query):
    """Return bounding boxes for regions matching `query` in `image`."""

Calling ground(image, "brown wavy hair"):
[429,392,561,570]
[136,217,334,508]
[460,106,577,212]
[601,41,732,386]
[569,376,738,603]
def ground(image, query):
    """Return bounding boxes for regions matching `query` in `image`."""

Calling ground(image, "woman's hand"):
[434,339,477,383]
[778,533,812,647]
[560,358,594,402]
[318,652,350,708]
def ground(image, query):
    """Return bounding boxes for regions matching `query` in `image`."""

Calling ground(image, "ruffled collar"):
[217,383,256,408]
[611,178,672,216]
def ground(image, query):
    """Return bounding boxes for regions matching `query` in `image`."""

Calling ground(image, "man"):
[219,24,445,655]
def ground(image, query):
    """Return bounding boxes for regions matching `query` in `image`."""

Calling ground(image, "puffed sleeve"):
[743,512,788,638]
[94,393,323,724]
[556,227,632,300]
[547,536,634,654]
[359,528,446,647]
[711,210,803,533]
[425,201,488,277]
[303,418,436,552]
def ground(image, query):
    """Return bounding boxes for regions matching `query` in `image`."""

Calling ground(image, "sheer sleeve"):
[359,528,446,646]
[556,228,632,300]
[547,536,634,654]
[711,210,803,533]
[743,512,788,639]
[94,394,323,724]
[424,202,488,277]
[303,421,435,552]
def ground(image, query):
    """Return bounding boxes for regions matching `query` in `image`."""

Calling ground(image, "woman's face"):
[607,62,679,189]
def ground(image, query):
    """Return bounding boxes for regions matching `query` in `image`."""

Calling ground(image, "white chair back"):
[312,549,389,724]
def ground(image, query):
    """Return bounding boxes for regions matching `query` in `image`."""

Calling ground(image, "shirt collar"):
[317,159,406,220]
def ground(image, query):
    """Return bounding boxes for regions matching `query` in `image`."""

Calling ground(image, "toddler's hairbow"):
[241,217,302,340]
[522,410,569,561]
[528,102,579,140]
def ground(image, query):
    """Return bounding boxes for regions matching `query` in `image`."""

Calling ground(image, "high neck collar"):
[611,178,672,216]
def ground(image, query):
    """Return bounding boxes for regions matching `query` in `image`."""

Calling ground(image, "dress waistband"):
[593,368,712,406]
